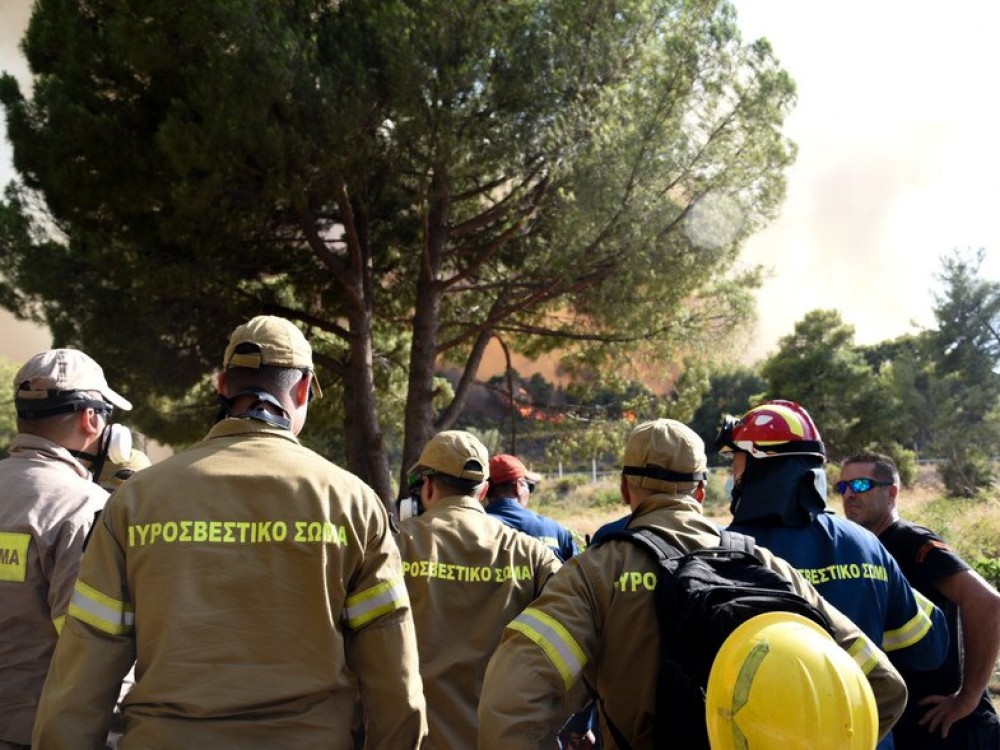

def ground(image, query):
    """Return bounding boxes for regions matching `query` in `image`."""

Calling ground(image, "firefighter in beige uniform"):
[32,316,426,749]
[0,349,132,750]
[478,418,908,749]
[397,431,562,750]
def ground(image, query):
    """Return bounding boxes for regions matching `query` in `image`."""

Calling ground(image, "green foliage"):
[925,251,1000,496]
[687,365,766,465]
[972,558,1000,589]
[0,357,19,455]
[760,310,891,460]
[0,0,797,498]
[938,454,997,499]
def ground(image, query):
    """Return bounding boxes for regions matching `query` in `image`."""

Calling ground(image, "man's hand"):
[917,691,979,738]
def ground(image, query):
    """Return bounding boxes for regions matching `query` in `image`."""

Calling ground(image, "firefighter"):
[0,348,132,750]
[32,315,426,749]
[718,400,948,750]
[397,431,561,749]
[477,418,907,748]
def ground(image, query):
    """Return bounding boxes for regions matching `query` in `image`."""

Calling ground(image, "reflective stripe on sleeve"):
[68,580,135,635]
[507,607,587,690]
[847,635,879,675]
[882,589,934,652]
[53,614,65,635]
[345,578,408,630]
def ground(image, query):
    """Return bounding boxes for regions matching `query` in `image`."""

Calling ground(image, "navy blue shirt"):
[485,497,579,562]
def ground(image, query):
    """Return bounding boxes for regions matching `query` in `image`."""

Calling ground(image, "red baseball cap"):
[489,454,542,485]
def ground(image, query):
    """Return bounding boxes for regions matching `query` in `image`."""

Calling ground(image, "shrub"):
[939,453,997,498]
[972,558,1000,589]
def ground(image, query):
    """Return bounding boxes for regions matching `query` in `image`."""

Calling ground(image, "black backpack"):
[594,526,834,749]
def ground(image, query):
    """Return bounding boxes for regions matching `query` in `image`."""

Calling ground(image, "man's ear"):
[80,408,104,438]
[293,373,312,406]
[216,371,229,397]
[620,474,631,506]
[692,482,706,504]
[888,483,899,507]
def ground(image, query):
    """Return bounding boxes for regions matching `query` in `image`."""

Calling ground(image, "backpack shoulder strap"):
[718,528,756,555]
[597,526,685,564]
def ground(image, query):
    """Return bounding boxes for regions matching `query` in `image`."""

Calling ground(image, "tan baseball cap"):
[409,430,489,483]
[223,315,322,397]
[14,348,133,410]
[623,418,707,493]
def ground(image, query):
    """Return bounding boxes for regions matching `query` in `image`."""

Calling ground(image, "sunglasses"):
[835,477,892,495]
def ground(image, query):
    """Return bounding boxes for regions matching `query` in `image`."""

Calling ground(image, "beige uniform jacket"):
[478,495,908,749]
[32,418,426,750]
[0,434,108,745]
[397,495,561,750]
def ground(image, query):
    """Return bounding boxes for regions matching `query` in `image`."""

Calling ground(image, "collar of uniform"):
[205,416,302,442]
[423,493,487,518]
[10,432,92,480]
[485,496,521,513]
[632,493,703,519]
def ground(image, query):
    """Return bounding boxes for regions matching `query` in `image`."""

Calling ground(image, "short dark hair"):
[842,451,899,484]
[486,480,519,500]
[430,473,482,496]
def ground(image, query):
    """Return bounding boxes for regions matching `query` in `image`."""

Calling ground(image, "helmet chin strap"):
[218,388,292,430]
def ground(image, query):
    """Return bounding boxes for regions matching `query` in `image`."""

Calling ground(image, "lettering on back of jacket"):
[127,520,349,547]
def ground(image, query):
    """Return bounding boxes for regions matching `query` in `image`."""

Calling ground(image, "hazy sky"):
[732,0,1000,360]
[3,1,1000,368]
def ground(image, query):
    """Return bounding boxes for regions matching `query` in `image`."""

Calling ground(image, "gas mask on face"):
[397,484,425,521]
[79,421,133,485]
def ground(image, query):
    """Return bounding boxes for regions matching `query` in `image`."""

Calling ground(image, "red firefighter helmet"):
[715,400,825,459]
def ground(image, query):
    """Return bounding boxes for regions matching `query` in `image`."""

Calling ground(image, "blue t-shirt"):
[485,497,579,562]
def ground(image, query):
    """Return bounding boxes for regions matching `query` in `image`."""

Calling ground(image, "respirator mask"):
[75,410,133,484]
[398,470,432,520]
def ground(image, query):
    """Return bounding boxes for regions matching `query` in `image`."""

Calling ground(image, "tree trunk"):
[401,173,449,489]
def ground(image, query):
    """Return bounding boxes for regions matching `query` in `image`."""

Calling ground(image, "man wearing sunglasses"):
[717,400,949,750]
[841,452,1000,749]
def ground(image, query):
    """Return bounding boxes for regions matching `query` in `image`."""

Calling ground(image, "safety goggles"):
[407,467,437,494]
[835,477,892,495]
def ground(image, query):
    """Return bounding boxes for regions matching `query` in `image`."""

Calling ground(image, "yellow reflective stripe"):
[68,580,135,635]
[53,614,65,635]
[508,607,587,690]
[882,589,934,652]
[848,636,879,675]
[345,578,408,629]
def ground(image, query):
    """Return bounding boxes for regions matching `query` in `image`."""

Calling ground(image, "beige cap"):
[14,348,132,410]
[623,418,707,493]
[223,315,322,397]
[97,449,152,491]
[409,430,489,483]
